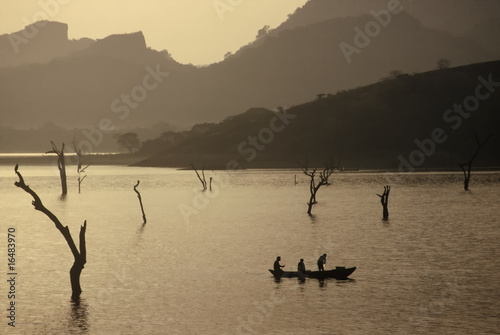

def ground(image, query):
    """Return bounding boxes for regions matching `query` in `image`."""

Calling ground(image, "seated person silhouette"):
[297,258,306,274]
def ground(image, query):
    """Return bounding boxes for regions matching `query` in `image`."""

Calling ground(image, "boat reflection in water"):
[269,266,356,280]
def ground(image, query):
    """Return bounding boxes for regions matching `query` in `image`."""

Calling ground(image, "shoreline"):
[1,153,499,173]
[0,153,147,167]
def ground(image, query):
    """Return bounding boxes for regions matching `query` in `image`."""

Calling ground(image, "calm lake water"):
[0,165,499,334]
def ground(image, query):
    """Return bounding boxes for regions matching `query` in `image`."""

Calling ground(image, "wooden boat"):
[269,266,356,280]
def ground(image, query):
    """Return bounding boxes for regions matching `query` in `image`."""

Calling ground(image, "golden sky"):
[0,0,308,65]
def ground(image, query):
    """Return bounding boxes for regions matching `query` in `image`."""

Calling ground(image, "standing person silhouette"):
[274,256,285,275]
[317,253,327,271]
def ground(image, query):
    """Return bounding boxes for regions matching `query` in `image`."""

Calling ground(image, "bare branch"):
[80,163,91,173]
[14,164,87,299]
[459,132,495,190]
[134,180,147,224]
[192,163,207,190]
[14,165,80,258]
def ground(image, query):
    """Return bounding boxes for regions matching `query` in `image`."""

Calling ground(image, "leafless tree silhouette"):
[14,164,87,300]
[72,138,91,194]
[192,163,207,191]
[46,141,67,195]
[302,164,334,215]
[459,133,494,191]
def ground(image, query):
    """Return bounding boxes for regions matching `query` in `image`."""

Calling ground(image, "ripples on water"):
[0,166,499,334]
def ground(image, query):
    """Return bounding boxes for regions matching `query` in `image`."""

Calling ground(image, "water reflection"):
[4,168,498,334]
[68,298,89,334]
[336,278,356,285]
[137,222,147,234]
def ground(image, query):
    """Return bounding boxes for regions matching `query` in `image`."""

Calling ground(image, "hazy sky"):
[0,0,308,65]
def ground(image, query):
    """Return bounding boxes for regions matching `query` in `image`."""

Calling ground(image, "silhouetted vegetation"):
[256,25,270,39]
[459,133,494,190]
[46,141,67,195]
[139,123,216,155]
[73,138,91,193]
[14,164,87,300]
[115,132,141,154]
[437,58,451,70]
[302,165,334,215]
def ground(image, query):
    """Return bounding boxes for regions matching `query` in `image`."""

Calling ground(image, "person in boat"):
[297,259,306,274]
[274,256,285,274]
[317,253,327,271]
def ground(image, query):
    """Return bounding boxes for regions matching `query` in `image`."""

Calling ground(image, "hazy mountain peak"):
[76,31,147,62]
[276,0,500,38]
[95,31,146,49]
[0,21,73,67]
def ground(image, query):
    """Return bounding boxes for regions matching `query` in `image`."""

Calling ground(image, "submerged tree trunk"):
[459,164,471,191]
[77,165,90,194]
[459,133,493,191]
[47,141,67,195]
[134,180,147,224]
[192,163,207,191]
[377,185,391,220]
[73,138,90,194]
[70,222,87,299]
[14,164,87,300]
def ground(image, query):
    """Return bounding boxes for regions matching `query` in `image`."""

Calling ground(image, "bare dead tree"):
[302,165,334,215]
[377,185,391,220]
[72,138,91,194]
[192,163,207,191]
[134,180,147,224]
[77,164,91,194]
[46,141,67,195]
[14,164,87,300]
[459,133,494,191]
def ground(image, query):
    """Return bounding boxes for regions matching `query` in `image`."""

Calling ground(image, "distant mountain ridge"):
[135,61,500,170]
[0,5,498,133]
[275,0,500,42]
[73,31,147,63]
[0,21,92,68]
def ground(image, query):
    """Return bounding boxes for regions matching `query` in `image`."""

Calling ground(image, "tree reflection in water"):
[69,298,89,334]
